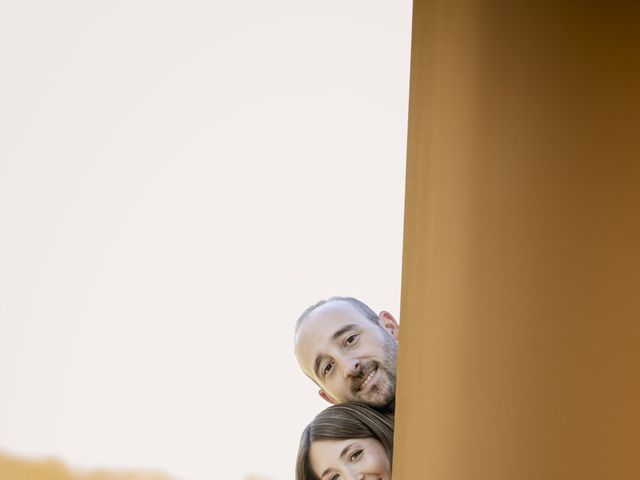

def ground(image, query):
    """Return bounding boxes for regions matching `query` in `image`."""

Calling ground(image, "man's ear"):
[319,389,337,404]
[378,311,399,339]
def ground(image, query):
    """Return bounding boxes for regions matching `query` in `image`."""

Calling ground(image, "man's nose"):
[339,357,361,378]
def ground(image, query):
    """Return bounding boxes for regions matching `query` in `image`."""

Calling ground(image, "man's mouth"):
[359,366,377,391]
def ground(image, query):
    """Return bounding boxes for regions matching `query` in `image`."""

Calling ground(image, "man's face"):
[294,301,398,408]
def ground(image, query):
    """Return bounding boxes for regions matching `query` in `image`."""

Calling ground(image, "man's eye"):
[349,449,363,462]
[323,363,333,376]
[345,334,358,345]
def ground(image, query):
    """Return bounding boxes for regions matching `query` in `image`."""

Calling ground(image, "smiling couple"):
[294,297,400,480]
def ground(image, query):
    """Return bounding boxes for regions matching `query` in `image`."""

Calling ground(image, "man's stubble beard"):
[350,333,397,408]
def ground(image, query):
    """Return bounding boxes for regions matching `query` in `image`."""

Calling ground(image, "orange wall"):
[394,2,640,479]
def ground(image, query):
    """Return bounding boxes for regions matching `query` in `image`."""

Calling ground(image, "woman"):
[296,403,394,480]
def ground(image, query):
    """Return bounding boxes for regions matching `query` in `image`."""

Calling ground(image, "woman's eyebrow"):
[340,442,357,461]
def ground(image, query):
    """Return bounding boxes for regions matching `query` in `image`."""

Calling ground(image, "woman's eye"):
[329,474,340,480]
[349,449,363,462]
[323,363,333,376]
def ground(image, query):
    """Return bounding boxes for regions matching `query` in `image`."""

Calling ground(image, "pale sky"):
[0,2,412,479]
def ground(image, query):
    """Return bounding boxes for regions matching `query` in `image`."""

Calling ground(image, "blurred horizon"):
[0,449,174,480]
[0,450,272,480]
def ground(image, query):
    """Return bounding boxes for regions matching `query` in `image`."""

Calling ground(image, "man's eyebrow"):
[313,325,358,378]
[320,443,356,479]
[313,355,325,379]
[331,324,358,342]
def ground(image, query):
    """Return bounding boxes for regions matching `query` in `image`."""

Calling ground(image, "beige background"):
[0,2,412,479]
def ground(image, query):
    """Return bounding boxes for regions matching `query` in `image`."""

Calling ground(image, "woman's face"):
[309,437,391,480]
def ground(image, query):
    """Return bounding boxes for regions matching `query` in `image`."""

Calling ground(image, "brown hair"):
[296,403,394,480]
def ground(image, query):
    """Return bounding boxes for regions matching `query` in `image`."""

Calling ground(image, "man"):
[294,296,399,409]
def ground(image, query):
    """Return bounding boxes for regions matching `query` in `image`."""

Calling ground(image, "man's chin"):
[354,383,394,408]
[359,393,394,408]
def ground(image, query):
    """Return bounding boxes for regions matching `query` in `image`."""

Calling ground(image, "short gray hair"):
[295,296,378,334]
